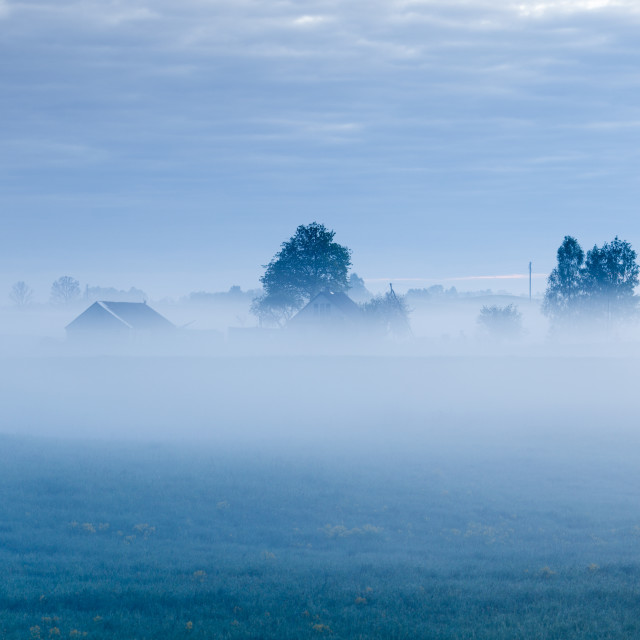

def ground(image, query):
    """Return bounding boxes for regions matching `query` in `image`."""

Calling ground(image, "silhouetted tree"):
[582,237,639,321]
[51,276,81,305]
[362,285,411,337]
[543,235,639,329]
[477,304,522,340]
[542,236,585,322]
[253,222,352,325]
[9,281,34,307]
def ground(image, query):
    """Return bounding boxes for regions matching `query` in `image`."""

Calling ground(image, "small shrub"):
[477,304,523,340]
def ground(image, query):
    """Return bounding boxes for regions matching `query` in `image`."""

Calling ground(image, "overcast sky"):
[2,0,640,299]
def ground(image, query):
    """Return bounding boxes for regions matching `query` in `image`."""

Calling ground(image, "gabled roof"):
[311,291,361,316]
[289,290,362,326]
[66,301,175,332]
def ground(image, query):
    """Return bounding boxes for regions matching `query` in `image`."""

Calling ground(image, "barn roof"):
[289,290,361,326]
[313,291,361,315]
[66,301,175,332]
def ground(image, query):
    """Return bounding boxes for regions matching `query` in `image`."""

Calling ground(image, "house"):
[66,301,175,339]
[288,290,362,329]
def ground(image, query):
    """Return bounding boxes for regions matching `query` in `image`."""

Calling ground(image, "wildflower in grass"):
[81,523,96,534]
[323,524,348,538]
[362,524,382,534]
[133,523,155,538]
[261,550,276,560]
[230,620,239,627]
[192,570,207,582]
[588,563,599,572]
[185,621,193,631]
[323,523,381,538]
[92,616,102,623]
[354,597,367,605]
[312,623,332,633]
[97,523,110,531]
[540,566,556,578]
[48,628,60,636]
[29,625,41,639]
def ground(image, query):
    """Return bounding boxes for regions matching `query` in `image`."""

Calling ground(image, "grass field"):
[2,428,640,640]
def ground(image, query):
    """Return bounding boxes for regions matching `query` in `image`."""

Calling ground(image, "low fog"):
[1,278,639,450]
[1,336,639,452]
[3,285,640,639]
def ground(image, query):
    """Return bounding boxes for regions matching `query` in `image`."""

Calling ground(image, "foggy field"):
[1,355,640,638]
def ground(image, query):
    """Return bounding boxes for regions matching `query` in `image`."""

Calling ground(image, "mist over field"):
[2,345,640,638]
[3,233,640,638]
[0,351,638,446]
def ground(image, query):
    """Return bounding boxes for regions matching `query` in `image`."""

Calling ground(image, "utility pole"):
[529,261,532,302]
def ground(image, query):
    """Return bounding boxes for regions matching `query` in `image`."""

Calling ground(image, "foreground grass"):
[1,435,639,639]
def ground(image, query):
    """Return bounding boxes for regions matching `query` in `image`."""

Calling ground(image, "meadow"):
[2,423,640,640]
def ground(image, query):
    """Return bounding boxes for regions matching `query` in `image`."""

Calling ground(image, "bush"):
[477,304,522,340]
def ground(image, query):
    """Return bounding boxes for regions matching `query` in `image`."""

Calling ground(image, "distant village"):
[4,225,638,352]
[4,276,538,351]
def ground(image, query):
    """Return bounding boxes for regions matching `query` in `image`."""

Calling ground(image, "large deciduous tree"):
[253,222,352,326]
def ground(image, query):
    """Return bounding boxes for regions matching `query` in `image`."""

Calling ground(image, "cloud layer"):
[2,0,640,292]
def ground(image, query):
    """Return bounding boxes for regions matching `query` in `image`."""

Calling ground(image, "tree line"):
[8,277,81,307]
[8,228,639,340]
[8,278,148,307]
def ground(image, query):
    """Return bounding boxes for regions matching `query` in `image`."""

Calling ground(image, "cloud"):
[0,139,109,169]
[250,117,364,145]
[100,6,159,26]
[513,0,640,18]
[583,120,640,130]
[291,15,331,28]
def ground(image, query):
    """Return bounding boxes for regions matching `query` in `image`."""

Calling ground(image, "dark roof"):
[314,291,361,315]
[289,290,361,325]
[66,301,175,332]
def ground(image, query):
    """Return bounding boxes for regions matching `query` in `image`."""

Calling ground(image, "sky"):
[2,0,640,299]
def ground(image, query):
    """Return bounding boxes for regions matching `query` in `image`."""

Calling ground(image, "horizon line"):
[364,273,548,284]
